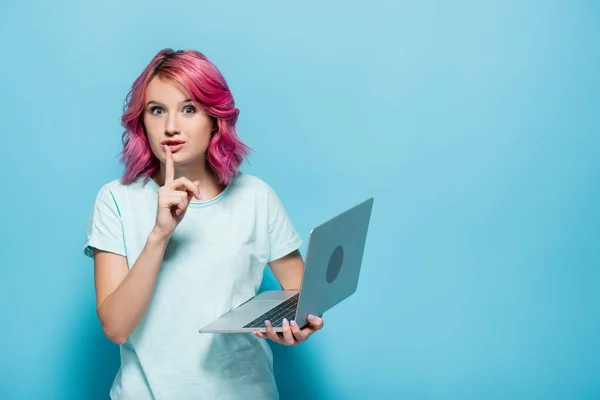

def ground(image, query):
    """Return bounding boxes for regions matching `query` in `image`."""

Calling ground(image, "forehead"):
[145,76,191,102]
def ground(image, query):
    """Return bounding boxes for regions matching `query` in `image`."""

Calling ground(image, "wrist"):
[148,228,171,246]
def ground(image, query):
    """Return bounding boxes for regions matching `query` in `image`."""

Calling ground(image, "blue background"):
[1,1,599,399]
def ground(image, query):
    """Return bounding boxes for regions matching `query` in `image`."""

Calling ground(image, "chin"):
[171,151,205,164]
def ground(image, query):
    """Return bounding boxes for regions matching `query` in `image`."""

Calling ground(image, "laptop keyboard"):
[243,293,300,328]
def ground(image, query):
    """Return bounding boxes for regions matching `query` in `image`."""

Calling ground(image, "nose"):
[164,112,181,135]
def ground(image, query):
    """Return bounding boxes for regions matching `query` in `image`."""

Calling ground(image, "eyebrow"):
[146,99,194,107]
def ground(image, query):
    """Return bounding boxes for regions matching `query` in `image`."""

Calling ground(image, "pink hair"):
[118,48,251,185]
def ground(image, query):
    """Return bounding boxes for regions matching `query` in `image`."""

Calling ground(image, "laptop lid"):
[294,197,374,326]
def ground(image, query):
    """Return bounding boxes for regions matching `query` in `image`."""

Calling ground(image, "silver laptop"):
[198,197,374,334]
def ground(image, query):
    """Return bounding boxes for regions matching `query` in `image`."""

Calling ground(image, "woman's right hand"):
[152,145,201,239]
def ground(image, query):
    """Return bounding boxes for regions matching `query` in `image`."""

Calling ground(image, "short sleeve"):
[267,185,303,262]
[83,185,126,259]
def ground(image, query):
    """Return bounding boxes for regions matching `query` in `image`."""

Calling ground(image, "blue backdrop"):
[1,1,599,399]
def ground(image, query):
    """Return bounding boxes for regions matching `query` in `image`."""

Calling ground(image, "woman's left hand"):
[252,315,324,346]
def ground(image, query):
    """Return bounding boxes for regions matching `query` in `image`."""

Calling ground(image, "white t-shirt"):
[83,173,303,399]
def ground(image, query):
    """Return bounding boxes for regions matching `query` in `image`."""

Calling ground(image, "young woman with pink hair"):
[83,48,323,399]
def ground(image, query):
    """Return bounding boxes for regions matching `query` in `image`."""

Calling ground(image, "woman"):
[84,48,323,399]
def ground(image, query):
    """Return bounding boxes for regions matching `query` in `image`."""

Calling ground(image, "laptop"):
[198,197,374,333]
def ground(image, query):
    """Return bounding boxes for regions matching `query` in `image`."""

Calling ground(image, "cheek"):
[185,118,213,142]
[143,116,161,137]
[142,117,163,153]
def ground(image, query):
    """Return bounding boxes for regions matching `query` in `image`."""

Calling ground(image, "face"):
[143,75,213,166]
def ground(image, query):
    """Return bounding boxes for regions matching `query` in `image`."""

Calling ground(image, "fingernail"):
[264,320,270,327]
[308,314,314,321]
[163,144,167,151]
[283,318,288,326]
[290,320,296,327]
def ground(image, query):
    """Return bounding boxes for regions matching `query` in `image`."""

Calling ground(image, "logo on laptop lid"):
[326,245,344,283]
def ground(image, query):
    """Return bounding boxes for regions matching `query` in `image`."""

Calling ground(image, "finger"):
[164,190,196,212]
[169,177,201,200]
[290,320,308,342]
[164,145,174,185]
[264,320,282,343]
[281,319,296,346]
[175,194,190,217]
[162,192,187,207]
[163,187,198,207]
[307,314,324,331]
[252,330,267,339]
[157,191,187,218]
[164,191,187,216]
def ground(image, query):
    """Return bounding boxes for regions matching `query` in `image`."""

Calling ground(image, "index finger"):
[264,321,282,344]
[164,145,174,185]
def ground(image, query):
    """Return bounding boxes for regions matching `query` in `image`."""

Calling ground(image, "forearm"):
[269,250,305,291]
[98,230,169,344]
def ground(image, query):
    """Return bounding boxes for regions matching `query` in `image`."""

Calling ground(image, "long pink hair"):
[118,48,251,185]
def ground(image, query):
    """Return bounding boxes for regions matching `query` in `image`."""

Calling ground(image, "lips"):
[161,139,187,153]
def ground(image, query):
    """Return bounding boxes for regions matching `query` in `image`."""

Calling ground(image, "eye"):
[150,106,164,115]
[183,105,196,114]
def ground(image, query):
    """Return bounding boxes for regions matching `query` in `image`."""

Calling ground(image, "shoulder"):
[227,173,288,211]
[229,173,293,216]
[92,176,150,205]
[101,176,151,193]
[230,173,276,196]
[92,179,120,200]
[100,178,125,193]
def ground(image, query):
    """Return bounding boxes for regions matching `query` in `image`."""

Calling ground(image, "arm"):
[94,230,169,344]
[260,185,323,344]
[268,249,304,290]
[94,147,201,345]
